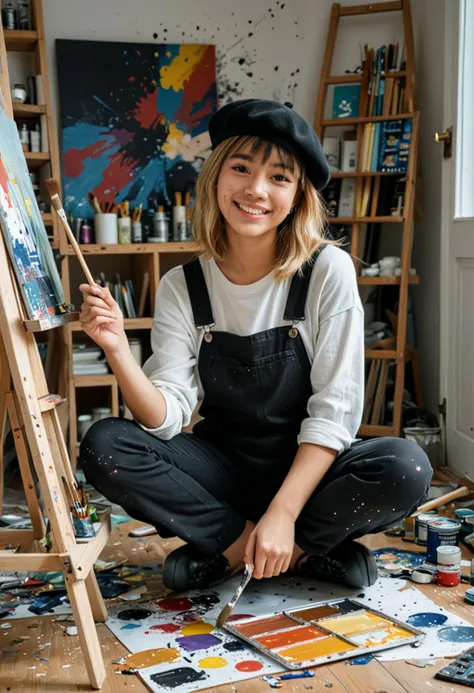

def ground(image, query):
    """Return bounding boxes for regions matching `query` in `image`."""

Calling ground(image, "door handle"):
[434,127,452,159]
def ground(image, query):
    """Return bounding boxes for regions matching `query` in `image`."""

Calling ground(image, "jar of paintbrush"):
[118,200,132,244]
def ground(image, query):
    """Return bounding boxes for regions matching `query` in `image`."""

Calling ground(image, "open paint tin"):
[426,518,461,563]
[415,512,438,546]
[224,598,423,669]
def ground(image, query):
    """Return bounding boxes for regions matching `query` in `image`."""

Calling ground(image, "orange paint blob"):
[122,648,180,670]
[279,636,355,662]
[256,625,326,649]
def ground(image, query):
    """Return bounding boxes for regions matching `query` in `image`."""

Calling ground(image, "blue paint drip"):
[120,623,141,630]
[347,656,373,665]
[438,626,474,643]
[406,612,448,628]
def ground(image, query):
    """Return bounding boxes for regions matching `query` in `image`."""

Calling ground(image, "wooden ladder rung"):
[338,1,402,17]
[38,393,66,413]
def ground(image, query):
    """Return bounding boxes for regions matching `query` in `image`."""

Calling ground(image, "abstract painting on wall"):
[56,39,217,219]
[0,89,66,322]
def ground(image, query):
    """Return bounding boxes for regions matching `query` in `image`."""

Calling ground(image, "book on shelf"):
[356,119,412,174]
[332,85,360,119]
[360,42,406,118]
[72,344,108,376]
[102,274,138,319]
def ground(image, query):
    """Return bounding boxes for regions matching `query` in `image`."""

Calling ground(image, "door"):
[440,0,474,476]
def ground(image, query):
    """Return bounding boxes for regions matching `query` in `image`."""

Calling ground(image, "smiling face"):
[216,140,300,243]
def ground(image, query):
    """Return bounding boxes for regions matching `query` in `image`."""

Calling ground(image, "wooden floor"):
[1,518,474,692]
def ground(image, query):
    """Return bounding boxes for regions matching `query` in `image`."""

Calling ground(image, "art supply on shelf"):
[91,407,112,423]
[435,645,474,687]
[131,204,143,242]
[216,563,254,629]
[426,518,461,563]
[77,414,93,442]
[45,178,95,286]
[95,213,118,244]
[118,202,132,244]
[152,206,169,242]
[128,338,142,366]
[172,191,186,241]
[224,598,423,670]
[80,223,92,244]
[2,2,16,29]
[29,123,41,152]
[415,512,438,546]
[11,84,27,104]
[437,545,461,587]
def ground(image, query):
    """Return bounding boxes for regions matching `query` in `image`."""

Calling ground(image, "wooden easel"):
[0,25,109,693]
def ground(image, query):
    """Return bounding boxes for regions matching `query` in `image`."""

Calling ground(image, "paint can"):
[426,518,461,563]
[436,545,461,587]
[415,512,438,546]
[403,516,415,541]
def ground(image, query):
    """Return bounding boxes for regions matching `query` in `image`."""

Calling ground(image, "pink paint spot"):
[227,614,255,622]
[149,623,180,633]
[157,597,193,611]
[235,660,264,673]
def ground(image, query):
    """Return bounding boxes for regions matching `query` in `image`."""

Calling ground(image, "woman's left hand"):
[244,507,295,579]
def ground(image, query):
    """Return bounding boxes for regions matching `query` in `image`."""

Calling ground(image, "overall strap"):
[283,246,325,322]
[183,257,215,328]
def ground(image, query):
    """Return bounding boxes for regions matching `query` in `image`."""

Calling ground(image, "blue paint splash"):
[346,655,373,665]
[121,623,141,630]
[406,613,448,628]
[438,626,474,643]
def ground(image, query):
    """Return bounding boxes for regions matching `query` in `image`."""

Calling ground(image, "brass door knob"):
[434,127,452,158]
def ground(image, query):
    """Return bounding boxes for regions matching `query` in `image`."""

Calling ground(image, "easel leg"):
[0,334,11,518]
[85,571,108,623]
[66,577,106,689]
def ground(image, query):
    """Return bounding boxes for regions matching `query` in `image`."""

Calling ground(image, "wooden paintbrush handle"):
[55,209,95,286]
[416,486,470,514]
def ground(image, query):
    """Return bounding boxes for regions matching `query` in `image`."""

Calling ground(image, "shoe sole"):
[163,551,189,592]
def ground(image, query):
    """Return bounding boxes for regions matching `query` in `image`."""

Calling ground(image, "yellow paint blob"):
[351,625,413,647]
[279,636,356,663]
[198,656,228,669]
[181,621,214,636]
[123,648,180,670]
[160,45,208,91]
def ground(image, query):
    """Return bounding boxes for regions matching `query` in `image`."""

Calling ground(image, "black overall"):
[81,255,432,558]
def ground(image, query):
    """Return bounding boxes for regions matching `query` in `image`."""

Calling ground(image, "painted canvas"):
[55,39,217,219]
[0,90,66,321]
[105,573,474,693]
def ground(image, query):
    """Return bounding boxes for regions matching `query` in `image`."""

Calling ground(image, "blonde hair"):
[192,135,332,281]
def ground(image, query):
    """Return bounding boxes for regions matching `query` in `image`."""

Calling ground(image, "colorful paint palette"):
[224,598,423,669]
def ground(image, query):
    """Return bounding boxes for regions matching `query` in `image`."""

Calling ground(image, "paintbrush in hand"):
[45,178,95,286]
[215,563,254,629]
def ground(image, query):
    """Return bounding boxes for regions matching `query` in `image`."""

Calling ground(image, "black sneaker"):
[294,540,378,588]
[163,545,233,592]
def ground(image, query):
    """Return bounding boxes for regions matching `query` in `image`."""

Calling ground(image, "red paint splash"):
[133,87,161,129]
[149,623,181,633]
[235,660,263,673]
[227,614,255,622]
[157,597,194,611]
[174,46,216,128]
[63,139,116,179]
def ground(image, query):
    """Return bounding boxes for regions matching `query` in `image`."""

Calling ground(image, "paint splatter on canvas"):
[0,91,66,320]
[55,40,217,219]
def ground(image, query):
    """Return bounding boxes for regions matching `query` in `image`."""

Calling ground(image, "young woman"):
[80,99,431,593]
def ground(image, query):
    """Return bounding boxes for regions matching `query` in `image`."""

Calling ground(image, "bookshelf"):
[314,0,419,437]
[60,240,197,464]
[1,0,62,247]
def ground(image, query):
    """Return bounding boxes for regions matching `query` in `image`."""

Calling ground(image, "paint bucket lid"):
[416,513,438,523]
[436,545,461,565]
[427,518,461,533]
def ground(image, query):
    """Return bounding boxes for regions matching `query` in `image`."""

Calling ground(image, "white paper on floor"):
[105,573,474,693]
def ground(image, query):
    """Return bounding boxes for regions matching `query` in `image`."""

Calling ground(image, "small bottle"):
[17,1,30,30]
[172,192,186,242]
[29,124,41,153]
[19,123,29,150]
[152,206,169,242]
[12,84,27,103]
[80,223,92,244]
[2,2,17,30]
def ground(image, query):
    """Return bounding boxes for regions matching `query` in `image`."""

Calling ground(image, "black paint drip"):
[117,608,153,621]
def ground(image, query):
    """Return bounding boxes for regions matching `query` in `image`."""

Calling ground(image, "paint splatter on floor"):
[438,627,474,643]
[406,613,448,628]
[117,608,153,621]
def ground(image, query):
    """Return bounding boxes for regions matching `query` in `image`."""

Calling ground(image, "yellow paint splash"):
[198,656,228,669]
[181,621,214,636]
[160,45,208,91]
[122,648,180,670]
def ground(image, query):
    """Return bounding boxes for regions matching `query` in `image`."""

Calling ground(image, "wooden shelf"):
[339,1,402,16]
[322,113,415,127]
[66,242,198,255]
[326,71,406,85]
[329,216,403,224]
[74,374,116,388]
[331,171,405,178]
[25,152,50,169]
[13,103,46,117]
[41,213,53,226]
[357,275,419,285]
[365,349,398,359]
[358,424,395,437]
[70,318,153,331]
[4,29,38,51]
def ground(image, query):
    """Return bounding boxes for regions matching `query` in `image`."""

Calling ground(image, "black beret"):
[209,99,330,191]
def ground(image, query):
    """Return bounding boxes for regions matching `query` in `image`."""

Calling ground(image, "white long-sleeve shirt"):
[141,244,365,453]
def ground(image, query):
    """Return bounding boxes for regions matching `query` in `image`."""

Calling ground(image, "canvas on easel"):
[0,23,110,689]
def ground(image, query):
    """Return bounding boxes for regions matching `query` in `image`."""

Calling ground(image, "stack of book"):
[359,119,412,174]
[73,345,108,376]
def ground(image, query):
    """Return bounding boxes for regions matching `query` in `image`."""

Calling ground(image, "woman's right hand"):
[79,284,126,354]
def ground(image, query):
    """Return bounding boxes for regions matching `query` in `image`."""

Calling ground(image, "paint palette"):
[224,598,423,669]
[435,646,474,688]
